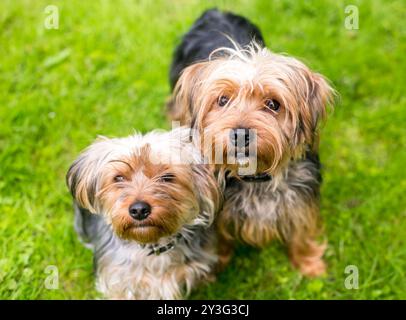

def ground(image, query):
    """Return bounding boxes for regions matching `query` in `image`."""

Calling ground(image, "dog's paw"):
[298,257,327,277]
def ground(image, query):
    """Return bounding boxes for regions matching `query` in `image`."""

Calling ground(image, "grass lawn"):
[0,0,405,299]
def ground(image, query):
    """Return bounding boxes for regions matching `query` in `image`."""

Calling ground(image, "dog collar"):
[145,233,183,256]
[239,173,273,182]
[226,172,272,185]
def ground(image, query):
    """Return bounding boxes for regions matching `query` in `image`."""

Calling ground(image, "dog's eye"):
[160,173,175,183]
[264,99,280,112]
[217,95,230,107]
[114,175,125,183]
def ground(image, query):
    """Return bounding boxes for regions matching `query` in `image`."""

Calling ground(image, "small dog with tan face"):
[66,128,221,299]
[169,9,334,276]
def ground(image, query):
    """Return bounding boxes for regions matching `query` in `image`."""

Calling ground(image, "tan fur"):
[169,43,334,277]
[67,128,222,299]
[170,44,333,176]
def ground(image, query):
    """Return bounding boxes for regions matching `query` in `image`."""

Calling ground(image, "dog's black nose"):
[129,201,151,220]
[230,128,251,147]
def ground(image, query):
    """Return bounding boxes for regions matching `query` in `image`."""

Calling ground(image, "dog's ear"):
[191,164,222,225]
[168,62,208,126]
[295,72,334,151]
[66,138,111,213]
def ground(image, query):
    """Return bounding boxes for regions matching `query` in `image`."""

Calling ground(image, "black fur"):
[169,8,265,89]
[73,203,114,271]
[74,203,105,246]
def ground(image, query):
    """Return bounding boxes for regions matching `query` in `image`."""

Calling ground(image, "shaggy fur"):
[168,9,334,276]
[67,128,221,299]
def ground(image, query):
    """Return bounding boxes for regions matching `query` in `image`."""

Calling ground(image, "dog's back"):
[169,8,265,89]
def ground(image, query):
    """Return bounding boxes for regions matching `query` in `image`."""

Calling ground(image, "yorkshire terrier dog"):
[169,9,334,276]
[66,128,221,299]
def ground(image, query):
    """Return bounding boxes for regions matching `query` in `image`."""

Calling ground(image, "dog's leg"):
[215,208,236,271]
[240,219,275,248]
[217,201,276,249]
[285,202,327,277]
[216,233,234,272]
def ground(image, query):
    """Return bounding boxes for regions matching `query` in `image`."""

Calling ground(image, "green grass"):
[0,0,405,299]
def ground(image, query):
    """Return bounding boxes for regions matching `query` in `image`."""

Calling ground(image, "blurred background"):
[0,0,405,299]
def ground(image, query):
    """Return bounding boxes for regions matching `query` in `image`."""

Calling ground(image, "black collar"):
[239,173,273,182]
[226,172,273,186]
[145,233,183,256]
